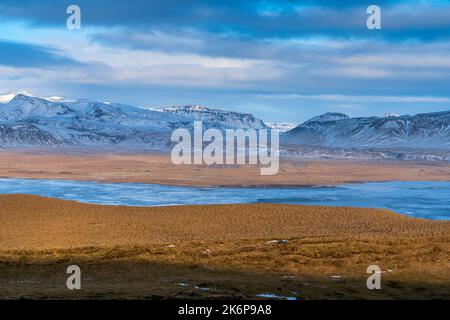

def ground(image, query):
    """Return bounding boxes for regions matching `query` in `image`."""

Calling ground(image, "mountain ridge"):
[284,110,450,149]
[1,92,449,151]
[0,93,267,148]
[162,105,267,129]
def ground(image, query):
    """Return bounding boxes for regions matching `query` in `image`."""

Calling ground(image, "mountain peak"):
[0,91,35,104]
[162,105,267,129]
[0,93,75,120]
[10,93,37,101]
[164,105,219,113]
[8,93,58,107]
[302,112,350,125]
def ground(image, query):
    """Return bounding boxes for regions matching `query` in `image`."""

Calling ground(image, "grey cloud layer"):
[1,0,450,122]
[1,1,450,40]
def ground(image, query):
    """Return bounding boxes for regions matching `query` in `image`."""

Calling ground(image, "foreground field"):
[0,149,450,186]
[0,195,449,299]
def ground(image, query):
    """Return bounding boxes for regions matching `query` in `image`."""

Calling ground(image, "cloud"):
[0,39,83,68]
[1,1,450,41]
[0,0,450,122]
[88,26,450,72]
[257,93,450,104]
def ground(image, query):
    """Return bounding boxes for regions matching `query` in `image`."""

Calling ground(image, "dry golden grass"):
[1,194,449,250]
[0,195,449,299]
[1,237,449,300]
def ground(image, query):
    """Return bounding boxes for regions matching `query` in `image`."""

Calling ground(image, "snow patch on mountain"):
[267,122,297,132]
[385,113,400,118]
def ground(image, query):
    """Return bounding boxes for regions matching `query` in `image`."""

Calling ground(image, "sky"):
[1,0,450,123]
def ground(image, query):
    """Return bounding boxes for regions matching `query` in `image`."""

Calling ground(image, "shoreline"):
[3,174,450,189]
[0,180,449,222]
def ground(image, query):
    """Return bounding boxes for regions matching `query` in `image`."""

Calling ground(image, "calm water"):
[0,179,449,220]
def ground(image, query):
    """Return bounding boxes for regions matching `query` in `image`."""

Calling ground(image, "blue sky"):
[1,0,450,123]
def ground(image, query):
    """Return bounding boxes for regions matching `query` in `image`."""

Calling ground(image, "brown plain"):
[0,149,450,186]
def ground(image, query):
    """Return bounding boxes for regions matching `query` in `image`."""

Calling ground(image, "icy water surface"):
[0,179,449,220]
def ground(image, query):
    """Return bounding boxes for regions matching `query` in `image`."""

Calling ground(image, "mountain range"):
[0,93,266,148]
[0,93,449,153]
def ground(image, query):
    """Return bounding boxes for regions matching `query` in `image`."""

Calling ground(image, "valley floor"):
[0,149,450,186]
[0,195,449,299]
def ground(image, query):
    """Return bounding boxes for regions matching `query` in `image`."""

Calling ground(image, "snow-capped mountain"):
[0,93,267,148]
[283,111,450,149]
[162,105,267,129]
[0,94,192,147]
